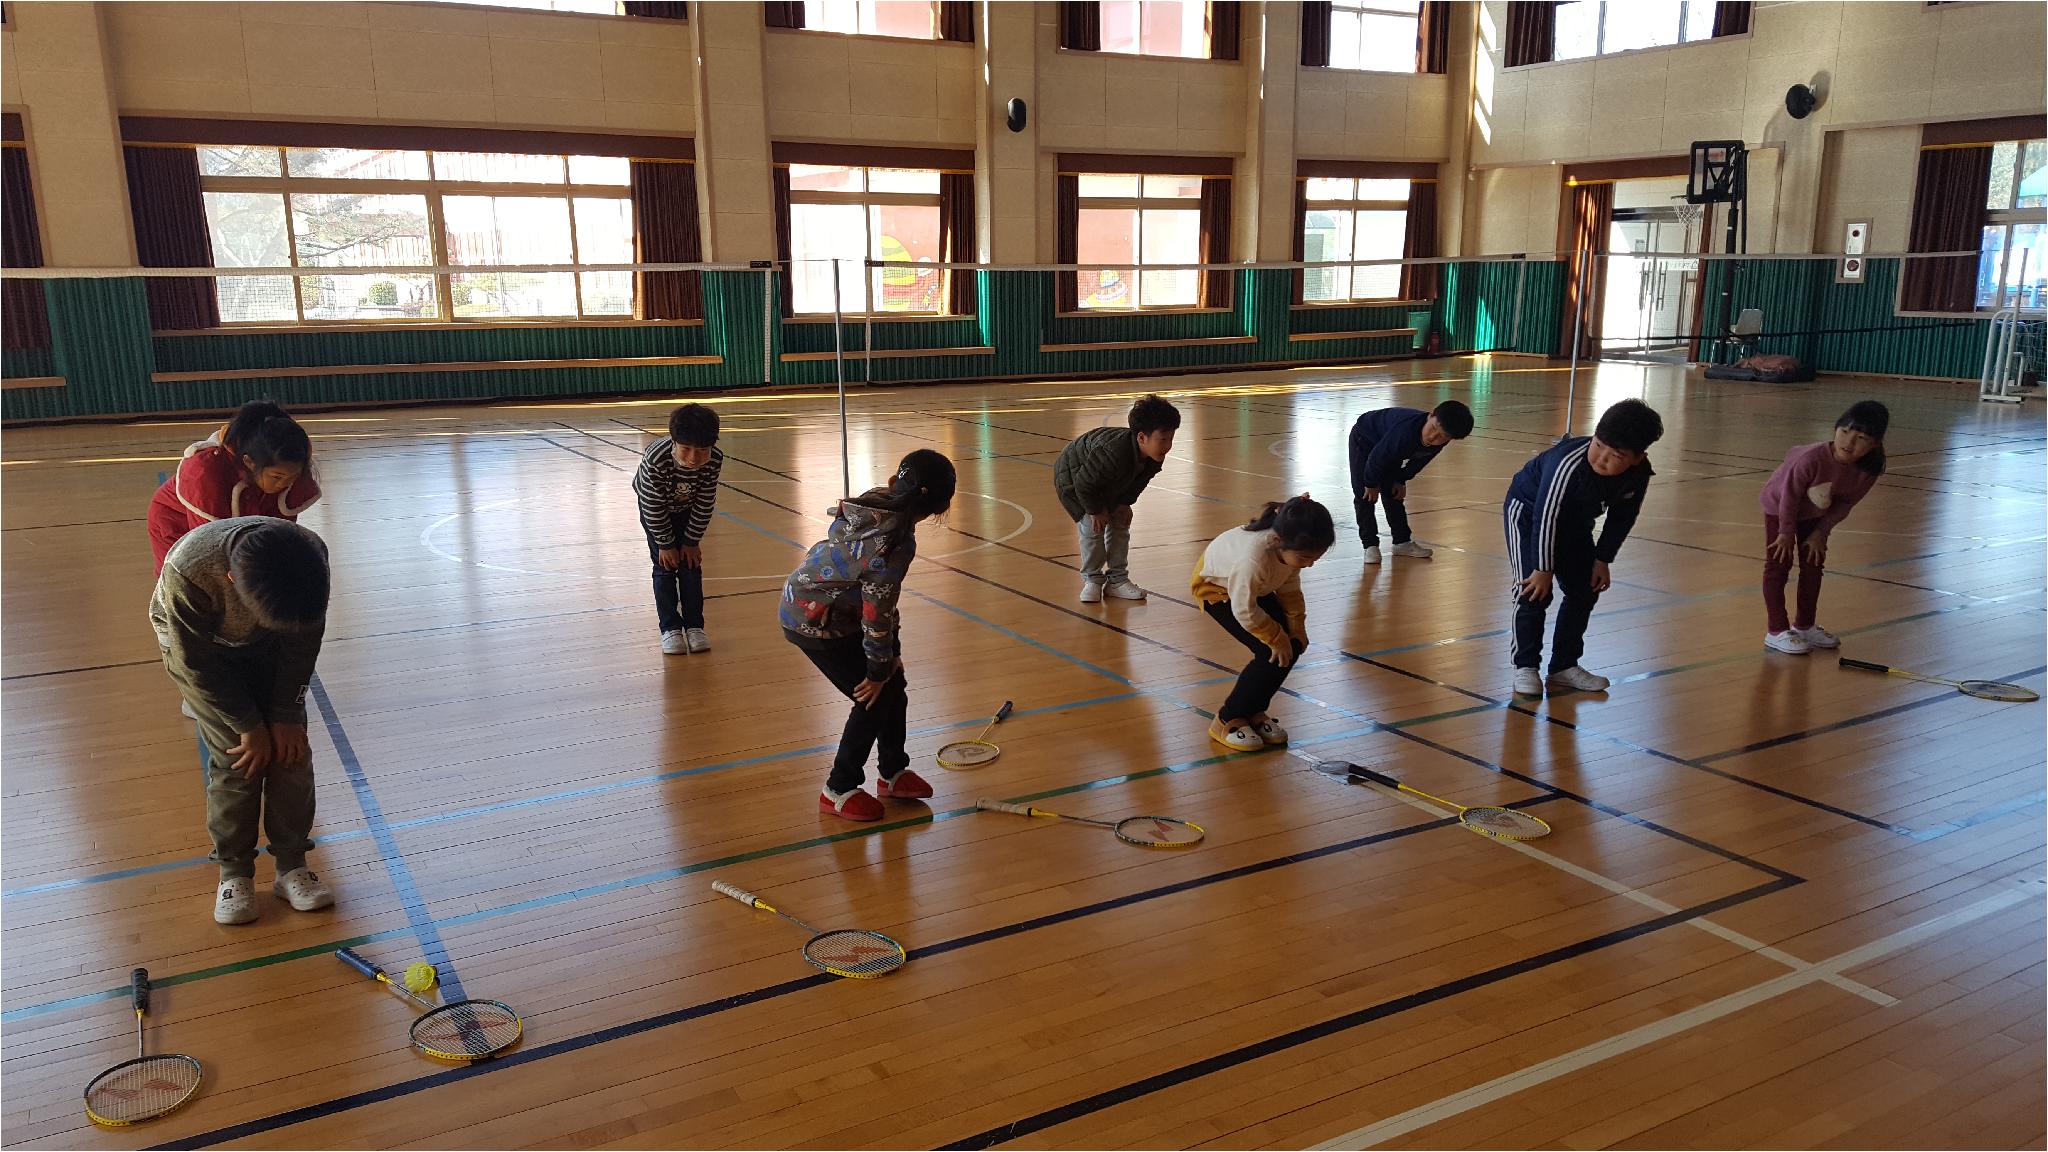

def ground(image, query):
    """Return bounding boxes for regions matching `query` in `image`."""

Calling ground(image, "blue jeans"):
[646,518,705,632]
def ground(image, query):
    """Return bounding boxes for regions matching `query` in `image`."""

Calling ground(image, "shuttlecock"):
[402,962,437,994]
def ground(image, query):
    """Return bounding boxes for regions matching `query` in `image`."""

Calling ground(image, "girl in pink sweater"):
[1760,400,1887,654]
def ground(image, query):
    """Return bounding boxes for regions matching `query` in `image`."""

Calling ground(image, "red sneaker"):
[819,787,884,821]
[874,768,933,799]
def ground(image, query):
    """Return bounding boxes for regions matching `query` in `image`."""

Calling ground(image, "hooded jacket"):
[779,488,916,682]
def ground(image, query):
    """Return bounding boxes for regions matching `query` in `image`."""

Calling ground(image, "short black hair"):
[1431,400,1474,439]
[1128,394,1181,436]
[1593,399,1664,454]
[668,403,720,447]
[225,400,290,452]
[229,521,330,632]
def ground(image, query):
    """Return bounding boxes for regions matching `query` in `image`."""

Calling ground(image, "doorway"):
[1600,176,1704,363]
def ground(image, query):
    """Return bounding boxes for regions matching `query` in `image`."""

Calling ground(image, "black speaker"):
[1784,84,1817,120]
[1005,98,1027,133]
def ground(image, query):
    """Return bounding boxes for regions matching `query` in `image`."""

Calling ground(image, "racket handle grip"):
[994,700,1013,723]
[1346,765,1400,788]
[131,969,150,1013]
[976,798,1036,816]
[335,948,384,979]
[712,880,760,908]
[1838,658,1889,673]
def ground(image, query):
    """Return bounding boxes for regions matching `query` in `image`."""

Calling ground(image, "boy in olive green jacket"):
[1053,394,1180,603]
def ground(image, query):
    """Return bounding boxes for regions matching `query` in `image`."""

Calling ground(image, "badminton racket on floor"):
[335,948,523,1061]
[84,969,202,1127]
[1336,764,1551,842]
[974,798,1206,848]
[711,881,907,978]
[937,700,1013,768]
[1838,657,2039,703]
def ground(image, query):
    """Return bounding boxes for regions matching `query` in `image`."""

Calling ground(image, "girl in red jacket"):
[148,401,321,574]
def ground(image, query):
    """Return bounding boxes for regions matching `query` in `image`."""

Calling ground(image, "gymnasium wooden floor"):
[3,357,2044,1150]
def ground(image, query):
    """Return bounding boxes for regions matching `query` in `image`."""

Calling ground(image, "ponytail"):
[1245,493,1335,553]
[873,449,957,526]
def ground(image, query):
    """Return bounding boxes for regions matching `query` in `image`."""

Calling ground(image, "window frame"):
[1326,0,1422,75]
[785,163,947,317]
[1979,138,2047,314]
[1091,0,1213,61]
[795,0,942,39]
[1071,174,1210,312]
[1551,0,1717,64]
[1299,179,1412,305]
[197,146,639,327]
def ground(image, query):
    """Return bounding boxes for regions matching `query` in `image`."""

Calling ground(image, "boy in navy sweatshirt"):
[1349,400,1473,565]
[1502,399,1662,697]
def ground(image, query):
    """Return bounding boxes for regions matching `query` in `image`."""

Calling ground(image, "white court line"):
[1310,878,2041,1150]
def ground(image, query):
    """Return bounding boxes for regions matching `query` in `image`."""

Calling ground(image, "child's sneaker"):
[1363,546,1383,565]
[661,629,688,656]
[1765,630,1811,655]
[1208,717,1264,752]
[1105,581,1148,601]
[1512,668,1544,697]
[1547,666,1611,693]
[273,867,334,912]
[1390,540,1433,559]
[214,876,257,925]
[874,768,933,799]
[1079,581,1104,604]
[1251,713,1289,745]
[1793,625,1838,649]
[819,786,884,821]
[685,627,712,654]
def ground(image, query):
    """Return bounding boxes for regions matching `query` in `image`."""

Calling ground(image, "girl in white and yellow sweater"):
[1191,494,1336,752]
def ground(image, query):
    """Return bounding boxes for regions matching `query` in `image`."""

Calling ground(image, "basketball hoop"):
[1670,196,1704,227]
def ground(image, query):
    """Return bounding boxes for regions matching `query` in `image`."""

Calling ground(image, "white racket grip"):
[712,880,760,907]
[977,798,1037,817]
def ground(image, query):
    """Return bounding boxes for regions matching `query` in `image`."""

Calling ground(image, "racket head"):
[84,1054,203,1126]
[936,739,1001,769]
[408,999,523,1061]
[1460,807,1551,841]
[1112,816,1206,848]
[1957,680,2040,702]
[803,930,908,978]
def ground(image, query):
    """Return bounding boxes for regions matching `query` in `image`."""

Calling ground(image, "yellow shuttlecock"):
[402,962,438,994]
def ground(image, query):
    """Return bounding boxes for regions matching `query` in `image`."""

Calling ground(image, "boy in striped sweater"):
[633,403,724,656]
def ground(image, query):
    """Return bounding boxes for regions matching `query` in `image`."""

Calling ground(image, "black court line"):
[2,515,149,531]
[2,656,160,681]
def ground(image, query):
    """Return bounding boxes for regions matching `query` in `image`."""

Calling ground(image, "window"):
[801,0,939,36]
[1097,0,1208,58]
[1301,178,1409,302]
[1329,0,1420,72]
[437,0,626,12]
[1980,139,2046,311]
[786,164,944,314]
[198,146,635,324]
[1075,174,1205,309]
[1554,0,1714,61]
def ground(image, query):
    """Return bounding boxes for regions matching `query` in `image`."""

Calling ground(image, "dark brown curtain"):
[940,170,976,314]
[1399,179,1440,300]
[1416,1,1450,73]
[1290,178,1308,304]
[1710,1,1750,36]
[939,0,973,41]
[623,1,687,17]
[763,1,803,28]
[2,146,48,351]
[1902,145,1992,313]
[1198,177,1233,307]
[1056,173,1079,312]
[630,160,703,320]
[1058,1,1100,50]
[1504,1,1555,68]
[1299,0,1332,65]
[1560,181,1612,358]
[123,145,219,331]
[772,163,794,316]
[1208,1,1240,60]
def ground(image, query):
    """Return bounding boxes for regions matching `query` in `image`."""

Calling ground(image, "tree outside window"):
[1979,139,2047,311]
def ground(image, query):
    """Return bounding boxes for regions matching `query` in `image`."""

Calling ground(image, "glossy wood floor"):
[3,358,2043,1150]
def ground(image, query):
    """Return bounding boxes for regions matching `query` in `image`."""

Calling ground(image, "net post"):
[1562,242,1590,441]
[831,258,851,498]
[1511,256,1527,353]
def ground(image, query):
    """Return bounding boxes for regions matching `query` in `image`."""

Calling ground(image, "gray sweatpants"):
[1076,506,1134,586]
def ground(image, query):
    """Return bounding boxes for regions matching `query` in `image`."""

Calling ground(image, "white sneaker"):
[214,876,257,925]
[1390,541,1433,559]
[1251,714,1289,745]
[1079,581,1103,604]
[1105,581,1148,601]
[273,867,334,912]
[1512,668,1544,697]
[1793,625,1839,649]
[1547,666,1611,693]
[685,627,712,654]
[1764,630,1810,655]
[661,629,688,655]
[1363,546,1383,565]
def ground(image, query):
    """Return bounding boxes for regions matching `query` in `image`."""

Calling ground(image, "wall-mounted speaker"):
[1005,98,1028,133]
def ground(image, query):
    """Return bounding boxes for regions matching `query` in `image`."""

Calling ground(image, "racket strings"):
[1461,807,1551,840]
[1959,680,2040,702]
[937,741,1000,766]
[804,930,907,977]
[1112,816,1206,847]
[412,1000,522,1059]
[85,1056,201,1124]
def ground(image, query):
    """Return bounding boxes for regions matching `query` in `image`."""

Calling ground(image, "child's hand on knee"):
[270,722,310,768]
[679,544,702,570]
[230,728,275,778]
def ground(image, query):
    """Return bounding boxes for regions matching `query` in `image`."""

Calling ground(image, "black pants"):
[1347,426,1412,548]
[1504,497,1598,673]
[645,516,705,632]
[790,633,909,793]
[1204,593,1307,722]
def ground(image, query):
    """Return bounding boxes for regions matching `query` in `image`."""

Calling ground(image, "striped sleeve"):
[632,438,678,546]
[1534,442,1589,573]
[678,447,722,546]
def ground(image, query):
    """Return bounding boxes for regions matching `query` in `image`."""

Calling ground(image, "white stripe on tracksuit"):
[1535,442,1589,574]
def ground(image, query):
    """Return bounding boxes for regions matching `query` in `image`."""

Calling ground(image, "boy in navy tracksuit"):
[1349,400,1473,565]
[1502,399,1662,697]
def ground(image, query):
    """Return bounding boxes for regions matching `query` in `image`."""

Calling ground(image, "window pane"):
[1077,173,1140,199]
[1353,209,1406,299]
[1139,0,1206,57]
[1681,0,1716,41]
[1554,0,1598,59]
[1987,141,2019,211]
[433,152,566,184]
[1358,178,1410,202]
[443,195,576,317]
[285,148,429,180]
[871,203,942,312]
[442,0,620,11]
[1142,174,1204,199]
[868,167,940,194]
[2012,140,2046,211]
[1138,206,1200,306]
[789,201,868,312]
[1305,177,1354,201]
[568,155,632,186]
[198,146,281,178]
[1098,0,1140,53]
[1329,10,1363,69]
[1602,0,1680,52]
[289,193,432,267]
[2007,219,2044,310]
[573,197,635,263]
[203,192,296,322]
[1355,13,1418,71]
[803,0,859,33]
[1302,209,1354,301]
[1076,206,1137,308]
[301,273,440,321]
[790,163,863,193]
[863,0,936,37]
[580,272,634,316]
[1976,225,2007,310]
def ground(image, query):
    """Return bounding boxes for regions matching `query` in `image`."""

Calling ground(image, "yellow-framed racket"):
[336,949,523,1061]
[1839,657,2039,703]
[84,969,203,1127]
[1337,765,1551,841]
[712,881,907,978]
[937,701,1013,769]
[975,798,1206,848]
